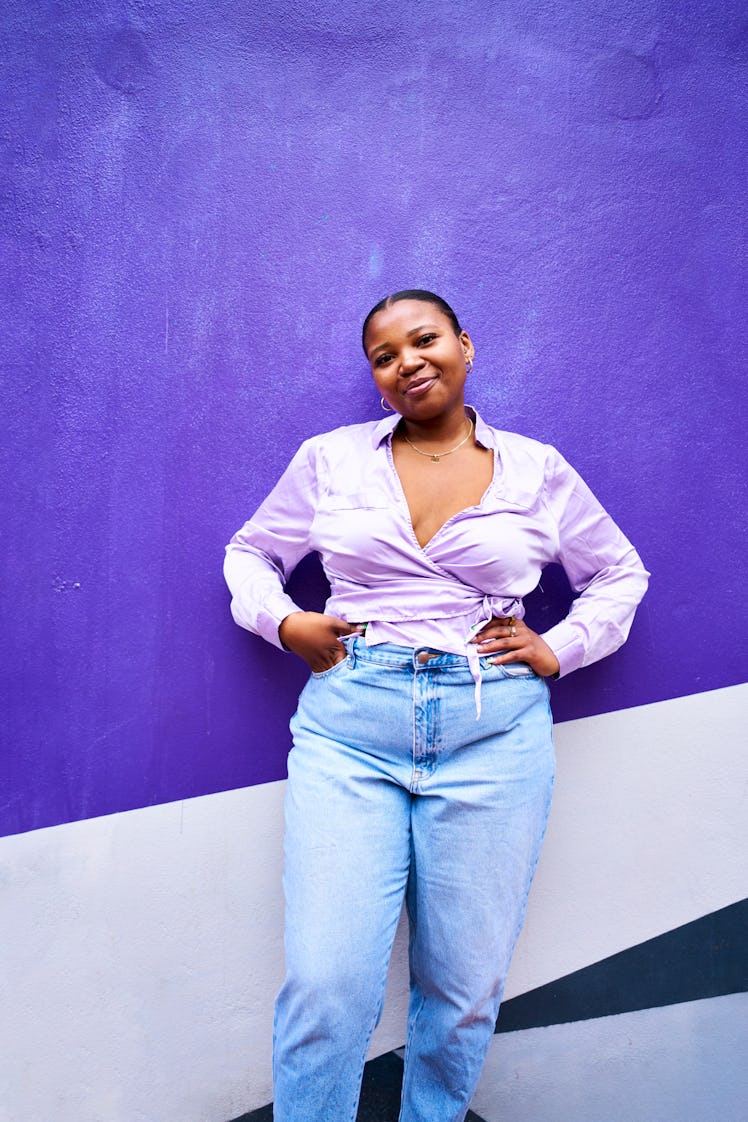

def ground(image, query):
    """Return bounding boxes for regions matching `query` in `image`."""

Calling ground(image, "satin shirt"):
[224,410,649,709]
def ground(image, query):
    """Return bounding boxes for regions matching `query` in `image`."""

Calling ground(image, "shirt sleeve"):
[223,438,321,650]
[538,447,650,677]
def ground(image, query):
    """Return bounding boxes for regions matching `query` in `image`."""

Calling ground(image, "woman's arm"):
[224,438,361,671]
[538,446,649,676]
[224,439,319,649]
[470,446,649,677]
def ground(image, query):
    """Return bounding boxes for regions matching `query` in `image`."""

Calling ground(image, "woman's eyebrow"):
[368,325,440,357]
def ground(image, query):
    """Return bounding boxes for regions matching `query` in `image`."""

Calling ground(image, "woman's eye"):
[418,334,437,346]
[375,353,393,367]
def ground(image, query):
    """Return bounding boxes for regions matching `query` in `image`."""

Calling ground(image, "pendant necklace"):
[402,417,474,464]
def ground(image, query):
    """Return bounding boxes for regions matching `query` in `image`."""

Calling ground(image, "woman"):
[224,290,649,1122]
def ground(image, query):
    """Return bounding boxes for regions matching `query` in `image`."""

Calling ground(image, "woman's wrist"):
[278,611,305,651]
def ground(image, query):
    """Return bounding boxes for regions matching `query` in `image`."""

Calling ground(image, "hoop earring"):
[466,358,474,374]
[380,396,393,412]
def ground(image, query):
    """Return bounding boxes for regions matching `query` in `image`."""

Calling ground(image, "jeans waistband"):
[345,636,474,671]
[342,637,544,722]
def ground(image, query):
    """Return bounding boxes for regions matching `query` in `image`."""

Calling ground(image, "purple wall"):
[3,1,747,837]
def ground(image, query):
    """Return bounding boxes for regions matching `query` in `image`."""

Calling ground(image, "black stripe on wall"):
[496,897,748,1033]
[231,1051,488,1122]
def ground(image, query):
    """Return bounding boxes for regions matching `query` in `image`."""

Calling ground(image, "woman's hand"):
[278,612,364,673]
[469,616,560,678]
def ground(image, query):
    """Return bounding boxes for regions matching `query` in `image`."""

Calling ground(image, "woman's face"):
[364,300,474,421]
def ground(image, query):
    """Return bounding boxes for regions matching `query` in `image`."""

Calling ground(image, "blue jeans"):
[273,639,554,1122]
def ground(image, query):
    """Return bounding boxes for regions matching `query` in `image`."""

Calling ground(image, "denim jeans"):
[273,638,555,1122]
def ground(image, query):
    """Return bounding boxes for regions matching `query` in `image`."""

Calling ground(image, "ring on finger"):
[510,625,516,637]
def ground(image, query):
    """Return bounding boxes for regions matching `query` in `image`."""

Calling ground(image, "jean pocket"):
[501,661,538,678]
[311,656,351,680]
[480,659,538,678]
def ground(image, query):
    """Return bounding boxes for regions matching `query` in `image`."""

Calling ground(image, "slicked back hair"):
[362,290,462,352]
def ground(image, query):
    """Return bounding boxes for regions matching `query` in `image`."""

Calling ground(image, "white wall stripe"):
[506,681,748,998]
[471,992,748,1122]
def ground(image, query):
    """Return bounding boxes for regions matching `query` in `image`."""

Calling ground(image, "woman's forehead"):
[365,299,449,339]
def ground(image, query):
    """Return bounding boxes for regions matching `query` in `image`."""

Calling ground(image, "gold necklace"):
[402,417,474,463]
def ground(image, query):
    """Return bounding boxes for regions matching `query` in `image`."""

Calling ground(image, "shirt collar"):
[371,406,497,450]
[371,412,401,445]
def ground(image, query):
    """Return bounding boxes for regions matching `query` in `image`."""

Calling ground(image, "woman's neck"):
[398,405,471,447]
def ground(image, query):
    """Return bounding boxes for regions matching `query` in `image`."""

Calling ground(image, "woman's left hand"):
[469,616,560,678]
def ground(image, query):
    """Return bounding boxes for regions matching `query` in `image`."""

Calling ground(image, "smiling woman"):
[365,294,494,552]
[224,290,649,1122]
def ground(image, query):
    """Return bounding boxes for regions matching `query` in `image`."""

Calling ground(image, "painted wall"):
[4,0,747,838]
[2,1,746,1119]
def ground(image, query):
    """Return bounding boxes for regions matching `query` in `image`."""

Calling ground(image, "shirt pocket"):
[320,488,391,512]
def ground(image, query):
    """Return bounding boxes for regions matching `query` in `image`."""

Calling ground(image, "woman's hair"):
[361,289,462,351]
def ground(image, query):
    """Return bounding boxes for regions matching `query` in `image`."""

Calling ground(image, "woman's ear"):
[460,330,475,363]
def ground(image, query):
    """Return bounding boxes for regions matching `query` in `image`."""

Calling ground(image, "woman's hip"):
[291,638,554,785]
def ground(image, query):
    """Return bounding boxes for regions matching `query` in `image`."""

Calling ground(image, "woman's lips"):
[403,376,438,398]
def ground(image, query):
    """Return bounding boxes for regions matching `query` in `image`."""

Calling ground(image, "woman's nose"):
[399,349,424,373]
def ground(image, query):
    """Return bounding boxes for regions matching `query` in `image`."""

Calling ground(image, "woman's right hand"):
[278,612,363,673]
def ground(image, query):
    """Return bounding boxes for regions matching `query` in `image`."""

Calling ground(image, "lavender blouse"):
[224,410,649,712]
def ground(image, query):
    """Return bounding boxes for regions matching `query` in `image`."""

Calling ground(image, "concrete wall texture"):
[2,1,746,1120]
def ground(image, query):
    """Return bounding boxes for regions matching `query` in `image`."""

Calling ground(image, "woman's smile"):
[402,375,439,398]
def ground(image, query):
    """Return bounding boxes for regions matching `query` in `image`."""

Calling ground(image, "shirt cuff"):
[539,620,587,678]
[244,593,303,650]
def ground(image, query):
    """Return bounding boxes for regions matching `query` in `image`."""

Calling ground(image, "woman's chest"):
[391,443,494,549]
[309,451,557,589]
